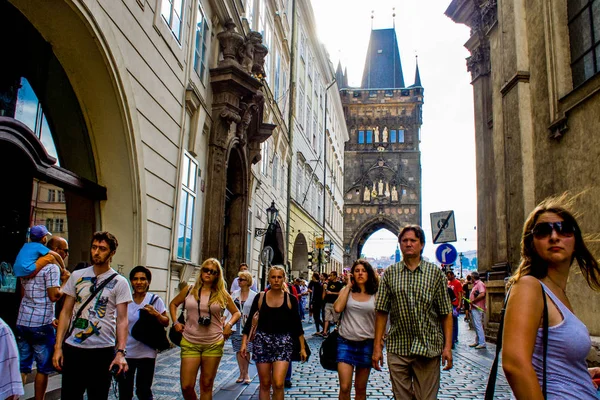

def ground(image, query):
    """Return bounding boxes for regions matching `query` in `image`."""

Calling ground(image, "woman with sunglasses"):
[502,195,600,399]
[227,270,257,384]
[240,265,307,400]
[333,259,379,400]
[169,258,241,400]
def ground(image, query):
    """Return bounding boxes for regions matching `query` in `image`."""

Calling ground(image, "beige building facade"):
[446,0,600,339]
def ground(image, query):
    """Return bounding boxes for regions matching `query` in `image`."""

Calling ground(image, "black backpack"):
[447,286,457,303]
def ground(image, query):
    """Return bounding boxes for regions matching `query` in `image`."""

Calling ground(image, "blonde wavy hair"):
[192,258,229,308]
[509,193,600,290]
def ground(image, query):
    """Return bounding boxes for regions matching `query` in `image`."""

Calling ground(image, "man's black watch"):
[116,348,127,356]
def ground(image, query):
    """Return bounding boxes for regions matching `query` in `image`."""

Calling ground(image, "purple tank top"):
[531,281,596,399]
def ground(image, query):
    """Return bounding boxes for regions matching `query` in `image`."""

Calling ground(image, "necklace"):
[546,275,567,294]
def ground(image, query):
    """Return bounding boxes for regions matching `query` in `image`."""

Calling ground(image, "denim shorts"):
[336,335,374,369]
[16,324,56,374]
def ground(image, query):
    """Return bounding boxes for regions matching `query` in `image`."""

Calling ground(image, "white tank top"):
[338,293,376,341]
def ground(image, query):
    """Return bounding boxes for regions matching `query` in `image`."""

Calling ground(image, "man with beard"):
[53,231,132,400]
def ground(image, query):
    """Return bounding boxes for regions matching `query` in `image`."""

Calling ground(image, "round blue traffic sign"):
[436,243,458,265]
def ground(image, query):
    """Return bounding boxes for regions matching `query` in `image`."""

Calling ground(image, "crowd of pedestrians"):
[2,192,600,400]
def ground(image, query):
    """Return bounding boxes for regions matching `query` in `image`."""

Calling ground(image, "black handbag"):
[291,335,312,362]
[319,329,339,371]
[168,288,191,347]
[131,294,170,351]
[485,282,548,399]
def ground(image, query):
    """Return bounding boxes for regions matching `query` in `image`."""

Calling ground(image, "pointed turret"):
[335,61,345,89]
[343,67,348,88]
[412,56,422,87]
[360,28,405,89]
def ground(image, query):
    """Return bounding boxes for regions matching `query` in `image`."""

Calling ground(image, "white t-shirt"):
[126,292,167,359]
[63,267,132,348]
[0,317,24,399]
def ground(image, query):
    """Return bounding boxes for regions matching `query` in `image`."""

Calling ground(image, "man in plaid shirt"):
[372,225,453,400]
[15,236,70,400]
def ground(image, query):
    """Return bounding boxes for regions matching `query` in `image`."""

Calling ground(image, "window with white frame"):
[296,161,303,198]
[161,0,184,43]
[261,141,269,175]
[272,154,279,189]
[245,0,254,28]
[299,30,306,61]
[47,189,56,202]
[281,161,286,197]
[305,104,311,139]
[194,4,210,84]
[274,50,281,103]
[297,88,305,127]
[177,152,198,260]
[246,209,253,264]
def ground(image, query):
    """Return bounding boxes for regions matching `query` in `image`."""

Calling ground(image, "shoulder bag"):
[287,292,311,362]
[485,282,548,399]
[131,294,170,351]
[65,273,118,341]
[168,287,191,347]
[319,300,344,371]
[248,292,265,342]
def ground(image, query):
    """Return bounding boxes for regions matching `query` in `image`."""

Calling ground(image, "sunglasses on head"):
[202,267,219,276]
[531,221,576,239]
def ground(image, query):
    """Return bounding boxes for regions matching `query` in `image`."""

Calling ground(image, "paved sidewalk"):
[108,315,512,399]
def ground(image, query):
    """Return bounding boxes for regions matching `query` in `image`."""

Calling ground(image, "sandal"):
[244,379,252,384]
[236,378,244,383]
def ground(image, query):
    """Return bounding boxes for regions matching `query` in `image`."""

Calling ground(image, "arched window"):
[14,78,60,164]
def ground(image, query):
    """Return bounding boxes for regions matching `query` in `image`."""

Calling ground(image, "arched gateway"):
[0,1,141,326]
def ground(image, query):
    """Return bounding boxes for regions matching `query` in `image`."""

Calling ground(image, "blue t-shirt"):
[14,242,50,277]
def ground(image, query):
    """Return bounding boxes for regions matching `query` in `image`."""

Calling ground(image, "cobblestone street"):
[110,315,512,399]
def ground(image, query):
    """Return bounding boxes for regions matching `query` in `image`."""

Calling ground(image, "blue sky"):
[311,0,477,262]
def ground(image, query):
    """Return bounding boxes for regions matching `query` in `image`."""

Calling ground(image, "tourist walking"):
[468,271,486,349]
[119,266,169,400]
[447,270,463,348]
[240,265,307,400]
[53,231,132,400]
[372,225,453,400]
[308,272,324,334]
[322,270,343,337]
[333,259,379,400]
[227,270,257,384]
[169,258,241,400]
[502,195,600,399]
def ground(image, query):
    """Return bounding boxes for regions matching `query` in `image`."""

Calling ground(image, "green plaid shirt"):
[375,259,452,358]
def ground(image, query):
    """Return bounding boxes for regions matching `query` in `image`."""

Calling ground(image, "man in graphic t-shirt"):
[53,231,132,400]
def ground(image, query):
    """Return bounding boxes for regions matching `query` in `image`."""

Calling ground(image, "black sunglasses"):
[531,221,576,239]
[202,267,219,276]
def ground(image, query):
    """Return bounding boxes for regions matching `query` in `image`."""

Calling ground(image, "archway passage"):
[291,233,308,278]
[344,217,400,268]
[360,228,399,270]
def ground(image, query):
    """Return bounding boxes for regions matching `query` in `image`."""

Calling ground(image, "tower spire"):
[393,7,396,29]
[414,55,422,87]
[371,10,374,30]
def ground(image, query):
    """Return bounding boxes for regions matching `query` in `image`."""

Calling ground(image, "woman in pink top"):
[502,195,600,399]
[169,258,241,400]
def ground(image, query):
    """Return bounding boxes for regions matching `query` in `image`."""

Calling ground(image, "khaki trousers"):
[387,352,440,400]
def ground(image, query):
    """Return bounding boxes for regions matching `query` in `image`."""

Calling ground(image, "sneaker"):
[312,332,322,336]
[308,319,313,323]
[284,380,292,388]
[469,343,479,347]
[475,344,487,349]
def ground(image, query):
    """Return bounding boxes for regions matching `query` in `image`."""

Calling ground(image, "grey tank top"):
[338,293,375,341]
[531,281,596,399]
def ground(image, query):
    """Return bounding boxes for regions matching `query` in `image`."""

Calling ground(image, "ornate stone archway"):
[344,216,400,266]
[202,21,276,284]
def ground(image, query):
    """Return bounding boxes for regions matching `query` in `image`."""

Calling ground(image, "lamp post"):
[459,252,465,278]
[255,201,279,289]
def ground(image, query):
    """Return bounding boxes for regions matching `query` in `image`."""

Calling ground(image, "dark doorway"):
[223,148,247,287]
[0,142,35,328]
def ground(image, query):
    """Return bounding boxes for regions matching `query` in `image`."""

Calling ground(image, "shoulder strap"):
[258,291,265,310]
[66,273,118,339]
[485,287,511,400]
[286,291,291,309]
[149,294,158,306]
[541,283,548,398]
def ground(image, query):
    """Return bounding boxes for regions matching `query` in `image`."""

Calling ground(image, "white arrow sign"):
[441,247,452,263]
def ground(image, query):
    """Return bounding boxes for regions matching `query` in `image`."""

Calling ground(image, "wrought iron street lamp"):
[254,201,278,237]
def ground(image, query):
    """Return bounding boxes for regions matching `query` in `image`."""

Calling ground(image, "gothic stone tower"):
[340,28,424,266]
